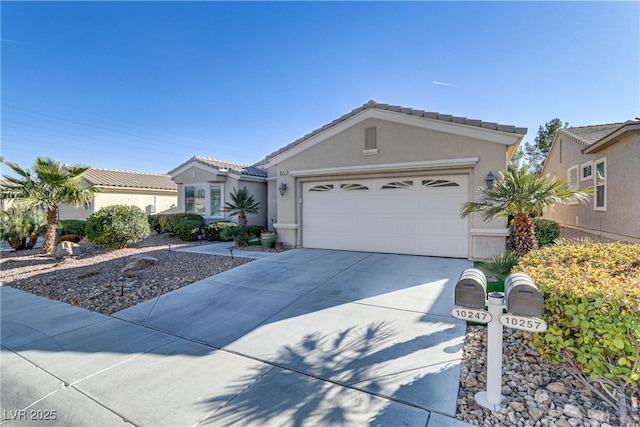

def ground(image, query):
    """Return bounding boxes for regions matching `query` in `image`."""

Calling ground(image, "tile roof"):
[81,168,177,191]
[559,122,628,147]
[262,100,528,161]
[169,156,267,178]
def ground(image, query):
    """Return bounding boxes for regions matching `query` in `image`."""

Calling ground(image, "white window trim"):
[184,183,225,218]
[581,161,593,181]
[594,157,606,211]
[567,165,579,190]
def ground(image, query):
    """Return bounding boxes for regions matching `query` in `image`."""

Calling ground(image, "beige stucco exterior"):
[542,129,640,242]
[170,162,267,226]
[263,109,525,259]
[58,188,177,220]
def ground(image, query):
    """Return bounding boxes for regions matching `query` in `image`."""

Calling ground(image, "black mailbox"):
[504,273,544,317]
[454,268,487,309]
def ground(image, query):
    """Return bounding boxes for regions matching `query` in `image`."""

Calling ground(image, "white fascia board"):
[290,157,479,178]
[470,228,510,236]
[264,109,524,168]
[273,223,299,229]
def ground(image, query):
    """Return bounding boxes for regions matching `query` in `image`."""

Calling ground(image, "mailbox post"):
[451,269,547,411]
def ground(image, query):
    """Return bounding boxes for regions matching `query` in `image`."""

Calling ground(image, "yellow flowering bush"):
[517,243,639,420]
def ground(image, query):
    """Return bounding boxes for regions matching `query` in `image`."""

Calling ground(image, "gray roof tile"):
[560,122,628,147]
[169,156,266,178]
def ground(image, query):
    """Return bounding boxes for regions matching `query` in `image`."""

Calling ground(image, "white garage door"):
[302,175,469,258]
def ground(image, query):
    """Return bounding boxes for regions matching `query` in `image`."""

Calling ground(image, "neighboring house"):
[58,168,178,220]
[541,118,640,243]
[255,100,527,259]
[167,156,268,226]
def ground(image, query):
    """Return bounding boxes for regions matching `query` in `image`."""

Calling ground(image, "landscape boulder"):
[119,254,159,278]
[59,234,82,243]
[55,241,82,258]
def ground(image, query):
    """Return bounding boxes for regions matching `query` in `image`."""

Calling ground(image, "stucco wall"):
[58,190,177,220]
[267,115,516,258]
[542,132,640,242]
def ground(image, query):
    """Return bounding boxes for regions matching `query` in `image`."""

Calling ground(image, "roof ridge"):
[87,167,171,176]
[558,129,591,147]
[193,155,249,168]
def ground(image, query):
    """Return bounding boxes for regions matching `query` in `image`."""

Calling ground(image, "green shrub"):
[508,218,559,249]
[247,225,266,238]
[147,215,161,233]
[518,243,640,419]
[57,219,87,236]
[220,225,241,242]
[158,213,204,233]
[204,221,237,241]
[1,205,46,250]
[173,219,203,241]
[86,205,150,248]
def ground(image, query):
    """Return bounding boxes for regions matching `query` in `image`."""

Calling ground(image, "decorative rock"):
[547,382,569,394]
[59,234,82,243]
[509,401,526,412]
[555,420,572,427]
[587,409,609,423]
[55,241,81,258]
[119,254,159,277]
[534,389,551,403]
[563,403,583,419]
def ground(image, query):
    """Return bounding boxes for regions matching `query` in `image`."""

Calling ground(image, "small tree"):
[86,205,150,248]
[461,168,590,257]
[223,187,260,237]
[513,118,569,175]
[0,158,98,254]
[0,205,46,250]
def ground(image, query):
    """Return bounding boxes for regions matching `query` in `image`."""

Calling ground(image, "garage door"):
[302,175,469,258]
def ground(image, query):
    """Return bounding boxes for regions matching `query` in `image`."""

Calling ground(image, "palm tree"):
[461,168,590,257]
[0,205,46,250]
[223,187,260,237]
[0,158,98,254]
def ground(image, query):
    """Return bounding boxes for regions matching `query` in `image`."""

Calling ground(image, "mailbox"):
[504,273,544,318]
[455,268,487,309]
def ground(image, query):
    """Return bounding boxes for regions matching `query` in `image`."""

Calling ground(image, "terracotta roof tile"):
[81,168,177,191]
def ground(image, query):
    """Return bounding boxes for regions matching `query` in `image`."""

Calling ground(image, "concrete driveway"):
[1,249,473,426]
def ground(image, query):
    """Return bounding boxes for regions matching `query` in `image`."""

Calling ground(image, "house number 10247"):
[450,307,492,323]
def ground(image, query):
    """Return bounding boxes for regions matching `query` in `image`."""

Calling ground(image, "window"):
[185,185,205,215]
[581,162,593,181]
[567,165,579,191]
[594,158,606,211]
[422,179,460,188]
[381,181,413,189]
[340,183,369,191]
[185,184,224,217]
[210,185,223,217]
[309,184,334,192]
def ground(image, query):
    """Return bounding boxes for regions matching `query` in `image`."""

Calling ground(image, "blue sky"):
[2,1,638,175]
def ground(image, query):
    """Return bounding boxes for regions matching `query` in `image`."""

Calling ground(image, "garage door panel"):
[302,176,469,258]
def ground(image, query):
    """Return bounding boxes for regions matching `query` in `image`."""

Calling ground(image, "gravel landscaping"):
[1,226,633,426]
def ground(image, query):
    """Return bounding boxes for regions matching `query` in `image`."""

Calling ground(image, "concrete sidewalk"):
[2,249,474,426]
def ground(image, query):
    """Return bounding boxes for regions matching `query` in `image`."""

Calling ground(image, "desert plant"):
[173,219,203,241]
[204,221,237,241]
[86,205,150,248]
[220,225,242,242]
[508,218,560,250]
[0,158,99,254]
[247,225,266,238]
[0,205,46,250]
[477,250,520,279]
[461,167,590,257]
[518,243,640,425]
[57,219,87,236]
[223,187,260,237]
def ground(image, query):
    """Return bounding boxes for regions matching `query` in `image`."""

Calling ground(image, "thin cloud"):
[432,81,460,88]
